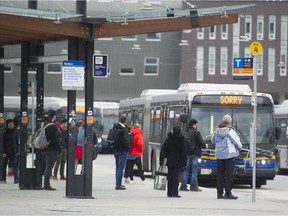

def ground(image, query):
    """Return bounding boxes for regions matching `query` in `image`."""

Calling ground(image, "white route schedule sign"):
[62,60,85,90]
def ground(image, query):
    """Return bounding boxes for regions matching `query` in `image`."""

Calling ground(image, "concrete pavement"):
[1,154,288,215]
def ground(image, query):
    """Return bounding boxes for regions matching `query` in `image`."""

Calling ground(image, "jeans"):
[2,154,19,181]
[42,151,58,188]
[114,151,128,187]
[53,148,67,177]
[181,154,199,190]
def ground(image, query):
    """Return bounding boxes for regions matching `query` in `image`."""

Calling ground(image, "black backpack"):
[107,126,121,149]
[183,129,196,152]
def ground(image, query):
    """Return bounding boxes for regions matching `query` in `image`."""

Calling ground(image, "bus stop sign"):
[93,54,108,77]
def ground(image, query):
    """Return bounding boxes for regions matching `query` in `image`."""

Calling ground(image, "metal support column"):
[66,0,94,198]
[0,47,5,183]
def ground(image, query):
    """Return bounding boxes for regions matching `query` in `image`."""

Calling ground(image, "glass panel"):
[191,108,273,145]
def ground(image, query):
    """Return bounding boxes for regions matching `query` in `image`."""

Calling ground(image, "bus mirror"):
[275,126,281,140]
[180,113,189,123]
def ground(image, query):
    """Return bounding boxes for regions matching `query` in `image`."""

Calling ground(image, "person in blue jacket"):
[211,114,242,200]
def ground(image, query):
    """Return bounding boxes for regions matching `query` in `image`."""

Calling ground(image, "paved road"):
[1,154,288,215]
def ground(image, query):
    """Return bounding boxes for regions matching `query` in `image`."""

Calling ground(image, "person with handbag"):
[160,125,186,198]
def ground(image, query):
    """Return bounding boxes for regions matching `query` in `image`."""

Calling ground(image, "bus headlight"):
[198,158,202,163]
[261,160,266,165]
[97,138,102,143]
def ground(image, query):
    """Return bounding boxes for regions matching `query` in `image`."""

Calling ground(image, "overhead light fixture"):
[54,13,62,24]
[132,44,141,50]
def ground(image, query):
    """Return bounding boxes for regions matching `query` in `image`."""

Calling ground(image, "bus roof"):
[275,100,288,116]
[178,83,252,93]
[140,89,177,97]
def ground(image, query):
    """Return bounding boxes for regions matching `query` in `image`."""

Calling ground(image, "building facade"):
[1,0,287,104]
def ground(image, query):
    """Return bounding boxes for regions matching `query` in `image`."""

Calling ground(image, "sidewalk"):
[1,154,288,215]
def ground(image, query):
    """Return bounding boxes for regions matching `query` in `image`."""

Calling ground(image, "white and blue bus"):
[274,100,288,174]
[119,83,277,188]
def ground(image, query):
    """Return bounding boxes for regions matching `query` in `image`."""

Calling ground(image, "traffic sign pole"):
[249,41,263,203]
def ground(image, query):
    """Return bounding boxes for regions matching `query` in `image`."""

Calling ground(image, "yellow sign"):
[220,96,243,105]
[249,41,263,55]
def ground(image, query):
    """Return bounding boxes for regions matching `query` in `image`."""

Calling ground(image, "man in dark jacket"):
[41,109,60,190]
[112,115,130,190]
[181,119,206,192]
[2,119,19,183]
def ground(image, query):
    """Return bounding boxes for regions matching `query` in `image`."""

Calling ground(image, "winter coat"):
[185,127,206,157]
[128,126,143,157]
[165,133,187,168]
[211,121,242,160]
[43,120,60,152]
[3,128,18,157]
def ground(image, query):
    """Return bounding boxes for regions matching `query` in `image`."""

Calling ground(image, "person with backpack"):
[124,123,146,184]
[181,119,206,192]
[41,109,60,191]
[111,115,131,190]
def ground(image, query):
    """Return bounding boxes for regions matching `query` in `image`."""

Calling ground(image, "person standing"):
[75,121,85,174]
[181,119,206,192]
[160,125,186,198]
[124,123,146,184]
[41,110,60,190]
[52,119,68,180]
[211,114,242,200]
[112,115,130,190]
[2,119,19,183]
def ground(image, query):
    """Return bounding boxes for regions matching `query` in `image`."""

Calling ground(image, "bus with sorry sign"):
[119,83,277,188]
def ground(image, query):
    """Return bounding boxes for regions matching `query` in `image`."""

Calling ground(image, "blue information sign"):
[233,58,253,80]
[93,54,108,77]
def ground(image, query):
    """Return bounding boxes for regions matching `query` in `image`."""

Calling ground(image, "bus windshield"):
[191,108,274,145]
[94,108,119,135]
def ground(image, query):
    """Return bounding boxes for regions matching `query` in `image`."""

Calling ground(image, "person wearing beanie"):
[41,109,60,190]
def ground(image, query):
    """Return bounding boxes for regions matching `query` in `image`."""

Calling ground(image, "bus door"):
[160,106,169,145]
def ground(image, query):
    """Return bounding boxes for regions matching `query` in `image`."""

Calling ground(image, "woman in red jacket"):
[124,123,146,184]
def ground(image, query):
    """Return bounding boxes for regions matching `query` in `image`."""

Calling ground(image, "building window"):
[209,26,216,40]
[232,21,240,59]
[257,15,264,40]
[221,24,228,40]
[280,15,287,76]
[269,15,276,40]
[197,28,204,39]
[144,57,159,75]
[208,47,216,75]
[121,35,137,41]
[245,15,252,39]
[256,54,263,76]
[220,47,228,75]
[196,47,204,81]
[268,48,275,82]
[146,33,161,41]
[4,65,12,73]
[47,63,61,74]
[244,47,251,58]
[120,67,135,75]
